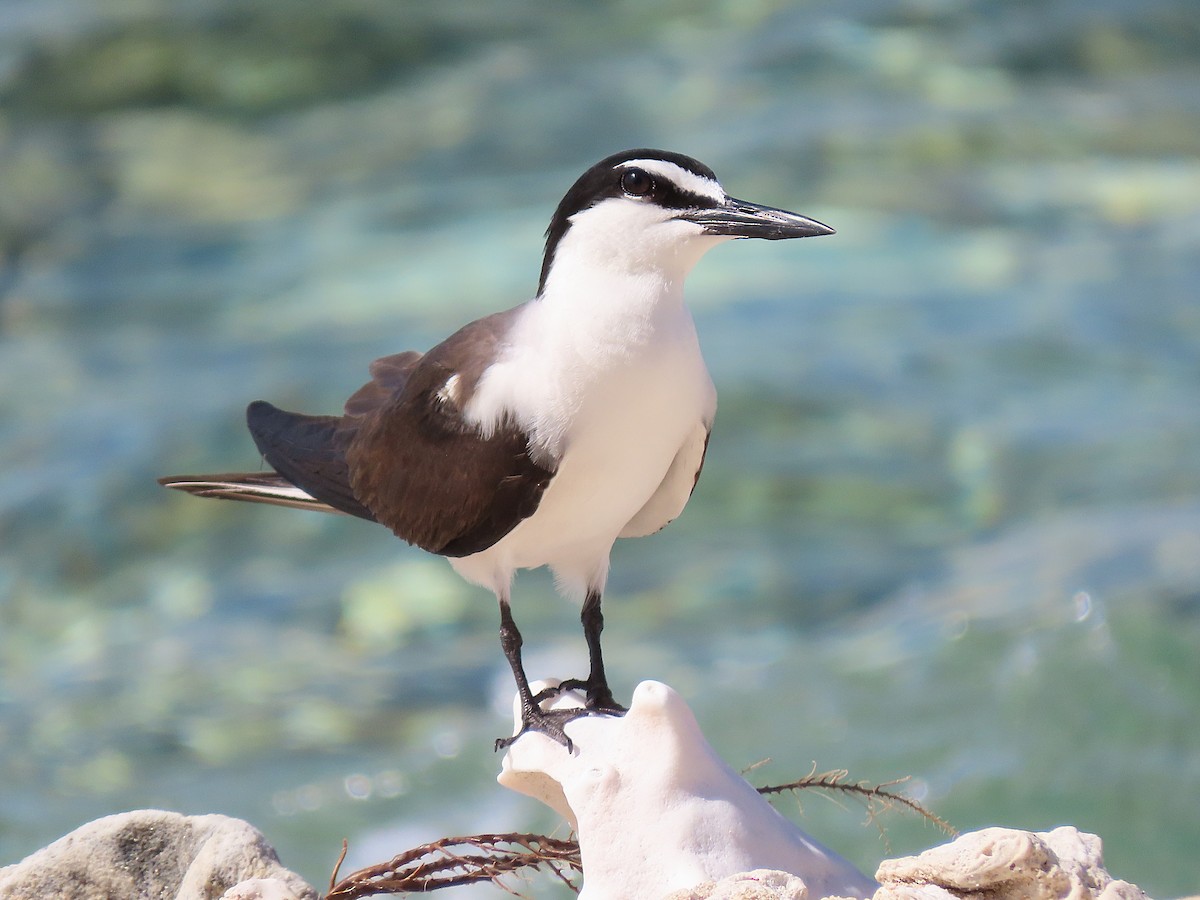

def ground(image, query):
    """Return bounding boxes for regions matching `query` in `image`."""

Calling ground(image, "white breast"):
[452,275,716,600]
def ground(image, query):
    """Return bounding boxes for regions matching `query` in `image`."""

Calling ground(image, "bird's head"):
[537,149,833,296]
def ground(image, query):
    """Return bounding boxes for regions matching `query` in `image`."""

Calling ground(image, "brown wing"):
[345,308,556,558]
[244,350,427,520]
[243,307,554,558]
[343,351,423,417]
[246,402,377,521]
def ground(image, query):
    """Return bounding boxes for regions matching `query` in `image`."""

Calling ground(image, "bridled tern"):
[159,148,834,749]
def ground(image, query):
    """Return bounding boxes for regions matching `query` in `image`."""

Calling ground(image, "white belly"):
[451,302,715,600]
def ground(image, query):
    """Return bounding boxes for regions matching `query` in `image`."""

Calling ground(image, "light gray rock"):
[0,810,317,900]
[872,826,1149,900]
[663,826,1156,900]
[219,878,310,900]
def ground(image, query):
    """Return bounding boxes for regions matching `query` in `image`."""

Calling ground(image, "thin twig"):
[328,838,349,893]
[757,763,958,840]
[325,832,582,899]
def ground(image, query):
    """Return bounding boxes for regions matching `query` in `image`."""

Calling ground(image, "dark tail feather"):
[245,400,377,522]
[157,471,344,514]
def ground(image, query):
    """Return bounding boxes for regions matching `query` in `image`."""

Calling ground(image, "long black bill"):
[680,197,834,240]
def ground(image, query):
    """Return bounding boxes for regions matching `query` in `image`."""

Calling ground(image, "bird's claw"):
[495,705,586,753]
[495,683,627,752]
[546,677,627,715]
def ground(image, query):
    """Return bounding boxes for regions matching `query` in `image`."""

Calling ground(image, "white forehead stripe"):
[617,159,726,205]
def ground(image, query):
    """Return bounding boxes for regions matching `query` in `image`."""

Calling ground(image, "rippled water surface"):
[2,2,1198,896]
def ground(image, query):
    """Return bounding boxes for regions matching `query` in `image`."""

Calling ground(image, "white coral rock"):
[499,679,876,900]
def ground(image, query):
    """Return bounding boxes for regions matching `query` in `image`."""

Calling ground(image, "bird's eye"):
[621,168,654,197]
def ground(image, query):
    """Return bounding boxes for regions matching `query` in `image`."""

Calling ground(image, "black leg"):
[494,598,583,752]
[497,597,536,707]
[580,588,625,711]
[556,589,627,714]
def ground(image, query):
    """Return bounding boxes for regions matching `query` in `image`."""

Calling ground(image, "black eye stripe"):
[539,149,725,294]
[645,183,719,211]
[618,169,718,211]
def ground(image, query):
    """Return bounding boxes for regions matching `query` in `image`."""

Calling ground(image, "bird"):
[159,148,833,749]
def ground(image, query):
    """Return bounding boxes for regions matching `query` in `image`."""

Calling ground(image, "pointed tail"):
[157,471,345,515]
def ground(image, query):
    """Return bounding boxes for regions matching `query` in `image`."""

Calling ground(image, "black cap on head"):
[538,149,724,294]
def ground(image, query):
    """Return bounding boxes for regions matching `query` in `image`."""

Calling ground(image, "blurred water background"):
[1,0,1198,896]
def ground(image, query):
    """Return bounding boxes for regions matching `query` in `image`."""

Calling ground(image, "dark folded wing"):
[344,350,423,417]
[346,308,556,558]
[246,401,377,522]
[243,306,554,558]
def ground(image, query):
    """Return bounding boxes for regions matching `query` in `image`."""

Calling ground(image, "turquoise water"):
[1,1,1198,896]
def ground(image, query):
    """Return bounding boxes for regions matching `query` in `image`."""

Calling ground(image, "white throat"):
[465,237,718,458]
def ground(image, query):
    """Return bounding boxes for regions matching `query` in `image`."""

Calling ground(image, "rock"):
[664,825,1156,900]
[660,868,813,899]
[873,825,1150,900]
[2,715,1158,900]
[0,810,317,900]
[220,877,310,900]
[499,679,877,900]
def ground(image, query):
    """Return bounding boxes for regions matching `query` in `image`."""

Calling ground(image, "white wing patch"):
[437,373,462,407]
